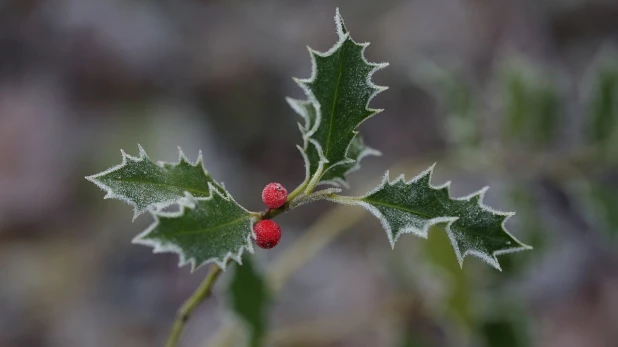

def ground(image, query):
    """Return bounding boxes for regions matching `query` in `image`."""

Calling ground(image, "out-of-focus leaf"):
[423,225,472,329]
[588,181,618,239]
[229,257,270,347]
[585,51,618,147]
[480,320,522,347]
[502,60,561,147]
[412,61,479,147]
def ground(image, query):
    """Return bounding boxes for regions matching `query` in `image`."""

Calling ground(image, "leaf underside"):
[289,9,387,187]
[331,165,531,270]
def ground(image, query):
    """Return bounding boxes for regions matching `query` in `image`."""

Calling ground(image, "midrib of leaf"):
[323,41,348,159]
[106,177,211,196]
[363,197,506,241]
[362,197,436,220]
[169,216,249,236]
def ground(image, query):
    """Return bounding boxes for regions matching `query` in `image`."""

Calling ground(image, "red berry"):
[261,182,288,209]
[253,220,281,249]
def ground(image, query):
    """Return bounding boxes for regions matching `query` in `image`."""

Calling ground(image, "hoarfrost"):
[329,164,531,270]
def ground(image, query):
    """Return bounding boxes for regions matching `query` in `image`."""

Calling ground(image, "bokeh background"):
[2,0,618,346]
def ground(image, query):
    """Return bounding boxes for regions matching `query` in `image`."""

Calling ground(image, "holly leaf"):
[229,256,270,347]
[133,186,255,270]
[318,135,380,187]
[286,98,317,135]
[292,9,387,186]
[287,98,380,188]
[86,145,223,219]
[329,165,531,270]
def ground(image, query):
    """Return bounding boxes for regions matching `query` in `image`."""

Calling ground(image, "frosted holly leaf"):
[318,135,381,187]
[286,98,317,135]
[134,185,255,270]
[292,9,387,186]
[287,97,380,188]
[329,165,532,270]
[85,145,224,219]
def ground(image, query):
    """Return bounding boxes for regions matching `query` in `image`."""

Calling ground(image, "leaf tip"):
[137,144,148,158]
[334,8,348,37]
[176,146,189,163]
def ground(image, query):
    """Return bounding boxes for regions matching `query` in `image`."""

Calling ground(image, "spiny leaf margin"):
[85,145,223,220]
[290,8,388,187]
[133,184,255,271]
[328,164,532,270]
[288,97,381,188]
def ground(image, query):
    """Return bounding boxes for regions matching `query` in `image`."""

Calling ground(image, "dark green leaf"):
[133,186,254,270]
[86,145,223,219]
[229,257,270,347]
[291,9,387,186]
[330,165,531,270]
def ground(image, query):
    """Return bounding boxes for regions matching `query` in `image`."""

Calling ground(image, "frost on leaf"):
[330,165,531,270]
[288,98,380,187]
[133,185,255,270]
[288,8,387,187]
[85,145,224,219]
[318,135,381,187]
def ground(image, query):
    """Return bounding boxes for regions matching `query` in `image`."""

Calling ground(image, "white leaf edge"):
[289,8,388,186]
[318,140,382,189]
[288,187,342,209]
[85,144,216,220]
[328,163,532,271]
[133,183,256,271]
[287,88,382,189]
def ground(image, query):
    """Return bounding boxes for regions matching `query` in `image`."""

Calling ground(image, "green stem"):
[303,161,326,195]
[326,194,360,204]
[286,179,309,201]
[164,162,334,345]
[165,264,223,347]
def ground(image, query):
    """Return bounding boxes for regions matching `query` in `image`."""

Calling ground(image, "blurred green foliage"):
[228,257,270,347]
[502,60,560,148]
[587,54,618,149]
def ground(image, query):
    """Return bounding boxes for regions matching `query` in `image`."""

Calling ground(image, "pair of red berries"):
[253,183,287,249]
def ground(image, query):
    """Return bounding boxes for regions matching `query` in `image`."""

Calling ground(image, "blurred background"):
[1,0,618,346]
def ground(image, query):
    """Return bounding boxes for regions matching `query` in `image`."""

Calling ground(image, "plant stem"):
[303,161,326,195]
[286,179,309,201]
[326,194,360,204]
[164,264,223,347]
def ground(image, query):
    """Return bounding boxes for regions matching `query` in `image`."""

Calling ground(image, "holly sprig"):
[86,8,531,347]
